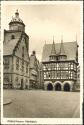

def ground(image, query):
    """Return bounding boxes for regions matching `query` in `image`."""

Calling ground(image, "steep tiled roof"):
[3,38,20,56]
[42,41,77,62]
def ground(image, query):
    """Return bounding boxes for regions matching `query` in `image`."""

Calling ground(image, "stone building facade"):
[42,38,79,91]
[3,10,29,89]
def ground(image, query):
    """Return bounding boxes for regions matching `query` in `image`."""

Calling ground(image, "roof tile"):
[42,41,77,62]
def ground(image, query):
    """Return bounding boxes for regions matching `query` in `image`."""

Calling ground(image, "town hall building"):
[42,38,79,91]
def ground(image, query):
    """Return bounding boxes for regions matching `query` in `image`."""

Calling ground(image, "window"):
[74,63,76,71]
[52,71,55,79]
[44,72,46,79]
[66,71,69,79]
[26,63,28,73]
[22,60,24,65]
[4,65,9,70]
[4,58,9,65]
[22,66,24,72]
[68,63,71,69]
[71,64,73,69]
[57,71,60,78]
[4,76,9,82]
[43,66,46,70]
[22,60,24,72]
[78,74,80,78]
[26,68,28,73]
[46,72,49,78]
[11,35,15,39]
[16,58,19,70]
[22,47,24,58]
[57,63,59,70]
[48,73,50,79]
[71,72,73,78]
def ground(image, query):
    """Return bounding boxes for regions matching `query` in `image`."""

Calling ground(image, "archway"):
[64,83,70,91]
[47,83,53,90]
[55,83,61,91]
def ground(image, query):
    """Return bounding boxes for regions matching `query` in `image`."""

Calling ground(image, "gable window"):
[22,47,24,58]
[11,35,15,39]
[22,60,24,72]
[26,63,28,73]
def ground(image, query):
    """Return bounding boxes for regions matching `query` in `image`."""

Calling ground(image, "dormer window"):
[11,35,15,39]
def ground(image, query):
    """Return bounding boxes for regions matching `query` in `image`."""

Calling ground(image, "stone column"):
[70,85,73,92]
[61,85,64,91]
[53,85,55,91]
[44,84,47,90]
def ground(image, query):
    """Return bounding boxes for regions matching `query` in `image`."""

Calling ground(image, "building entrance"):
[20,79,24,90]
[47,83,53,90]
[64,83,70,91]
[55,83,61,91]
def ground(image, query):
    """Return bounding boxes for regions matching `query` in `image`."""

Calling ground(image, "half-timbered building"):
[42,38,79,91]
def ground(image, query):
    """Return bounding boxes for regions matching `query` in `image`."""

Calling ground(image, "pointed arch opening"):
[64,83,70,91]
[47,83,53,91]
[55,83,61,91]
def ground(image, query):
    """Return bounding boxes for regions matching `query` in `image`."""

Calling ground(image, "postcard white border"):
[1,1,83,124]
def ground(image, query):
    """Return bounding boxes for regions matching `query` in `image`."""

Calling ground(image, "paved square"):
[3,90,80,118]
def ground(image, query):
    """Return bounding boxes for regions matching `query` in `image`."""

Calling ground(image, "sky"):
[2,2,82,61]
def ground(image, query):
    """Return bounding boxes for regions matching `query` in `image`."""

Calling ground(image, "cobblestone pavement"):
[3,90,80,118]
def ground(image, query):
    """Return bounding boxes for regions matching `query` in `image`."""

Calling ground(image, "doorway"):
[47,83,53,90]
[64,83,70,91]
[55,83,61,91]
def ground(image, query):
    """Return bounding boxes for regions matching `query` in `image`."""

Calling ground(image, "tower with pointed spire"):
[58,36,67,61]
[49,37,57,61]
[9,10,25,32]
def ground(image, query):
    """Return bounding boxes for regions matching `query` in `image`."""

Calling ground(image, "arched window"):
[11,35,15,39]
